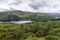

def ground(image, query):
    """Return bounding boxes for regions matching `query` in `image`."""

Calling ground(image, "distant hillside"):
[48,13,60,18]
[0,10,53,21]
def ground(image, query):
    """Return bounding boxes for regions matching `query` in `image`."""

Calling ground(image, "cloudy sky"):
[0,0,60,13]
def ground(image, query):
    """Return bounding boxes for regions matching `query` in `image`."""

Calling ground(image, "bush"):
[26,34,38,40]
[21,32,36,39]
[36,30,44,37]
[45,35,58,40]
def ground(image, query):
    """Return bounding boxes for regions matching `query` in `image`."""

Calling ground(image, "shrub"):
[36,30,44,37]
[45,35,58,40]
[21,32,36,39]
[26,35,38,40]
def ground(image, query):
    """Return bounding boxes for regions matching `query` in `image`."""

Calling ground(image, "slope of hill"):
[0,10,53,21]
[48,13,60,18]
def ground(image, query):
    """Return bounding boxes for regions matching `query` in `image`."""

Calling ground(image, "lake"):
[0,20,33,24]
[10,21,33,24]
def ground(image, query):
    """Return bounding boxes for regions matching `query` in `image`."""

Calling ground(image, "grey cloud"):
[29,0,48,10]
[0,0,60,13]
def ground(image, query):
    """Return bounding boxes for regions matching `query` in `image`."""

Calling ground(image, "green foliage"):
[0,20,60,40]
[45,35,58,40]
[21,32,36,39]
[36,30,44,37]
[26,34,38,40]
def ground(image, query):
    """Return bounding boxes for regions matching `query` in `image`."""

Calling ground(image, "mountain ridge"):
[0,10,52,22]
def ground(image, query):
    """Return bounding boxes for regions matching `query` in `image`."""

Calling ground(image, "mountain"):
[48,13,60,18]
[0,10,53,22]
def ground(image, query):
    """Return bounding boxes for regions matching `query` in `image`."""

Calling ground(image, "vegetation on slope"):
[0,11,53,21]
[0,20,60,40]
[0,11,60,40]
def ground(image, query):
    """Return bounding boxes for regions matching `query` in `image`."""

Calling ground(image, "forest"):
[0,20,60,40]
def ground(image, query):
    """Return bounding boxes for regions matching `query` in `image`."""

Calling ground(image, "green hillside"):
[0,11,53,21]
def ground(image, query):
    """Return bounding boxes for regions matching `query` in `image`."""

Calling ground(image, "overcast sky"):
[0,0,60,13]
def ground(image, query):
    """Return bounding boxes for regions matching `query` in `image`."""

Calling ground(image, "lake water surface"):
[10,21,33,24]
[0,20,33,24]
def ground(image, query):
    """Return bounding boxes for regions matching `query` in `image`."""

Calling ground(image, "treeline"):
[0,20,60,40]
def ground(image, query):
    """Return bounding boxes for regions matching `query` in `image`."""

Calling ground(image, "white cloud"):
[10,4,34,12]
[0,0,60,13]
